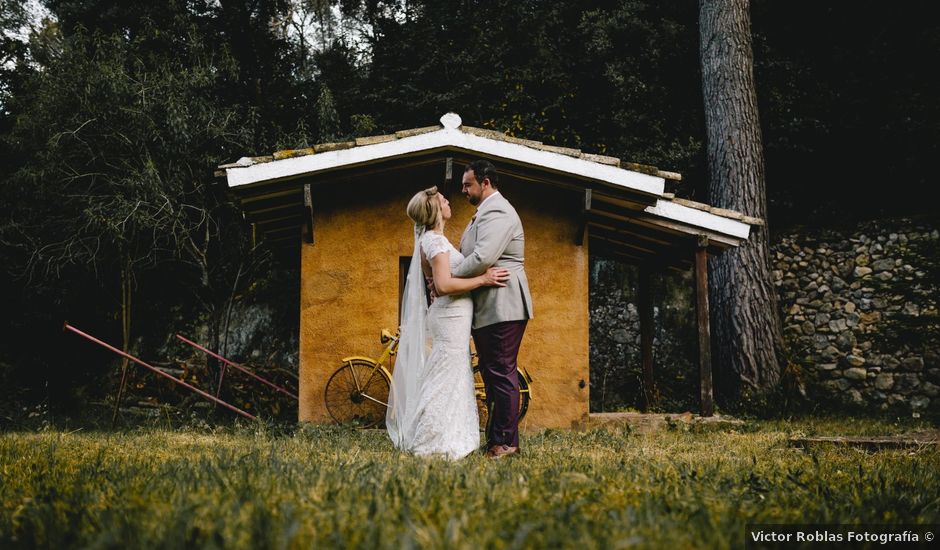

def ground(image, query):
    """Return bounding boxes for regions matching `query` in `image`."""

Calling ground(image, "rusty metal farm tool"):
[64,323,297,424]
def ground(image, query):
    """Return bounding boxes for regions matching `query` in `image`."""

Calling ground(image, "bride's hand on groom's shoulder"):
[481,267,510,288]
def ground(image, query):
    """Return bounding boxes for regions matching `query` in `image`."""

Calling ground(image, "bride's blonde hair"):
[406,186,442,230]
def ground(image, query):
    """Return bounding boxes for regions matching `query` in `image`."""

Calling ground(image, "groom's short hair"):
[465,160,499,189]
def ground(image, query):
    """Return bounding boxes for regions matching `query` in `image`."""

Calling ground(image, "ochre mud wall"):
[299,176,589,428]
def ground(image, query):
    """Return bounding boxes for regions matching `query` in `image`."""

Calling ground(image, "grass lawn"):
[1,417,938,549]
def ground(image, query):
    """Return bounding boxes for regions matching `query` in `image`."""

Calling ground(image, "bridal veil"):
[386,225,430,448]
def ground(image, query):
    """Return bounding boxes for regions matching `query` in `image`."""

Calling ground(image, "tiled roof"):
[218,114,762,228]
[219,125,682,182]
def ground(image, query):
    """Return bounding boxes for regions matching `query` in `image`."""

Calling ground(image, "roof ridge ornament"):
[440,112,462,129]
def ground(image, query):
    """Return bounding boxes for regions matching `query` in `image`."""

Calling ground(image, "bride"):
[386,186,509,459]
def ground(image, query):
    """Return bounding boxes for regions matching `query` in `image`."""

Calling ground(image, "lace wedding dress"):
[386,231,480,459]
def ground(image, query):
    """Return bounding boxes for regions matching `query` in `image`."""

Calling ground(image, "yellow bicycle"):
[324,327,532,429]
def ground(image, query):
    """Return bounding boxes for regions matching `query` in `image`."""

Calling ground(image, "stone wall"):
[774,218,940,414]
[589,217,940,415]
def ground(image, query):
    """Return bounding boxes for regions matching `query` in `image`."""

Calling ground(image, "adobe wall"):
[299,177,589,428]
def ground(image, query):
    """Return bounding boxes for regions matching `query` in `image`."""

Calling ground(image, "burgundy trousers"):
[472,320,527,448]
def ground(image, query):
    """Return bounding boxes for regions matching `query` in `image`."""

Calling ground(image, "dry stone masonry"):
[774,218,940,414]
[590,217,939,415]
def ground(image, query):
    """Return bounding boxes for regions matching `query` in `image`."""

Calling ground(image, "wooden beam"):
[588,232,660,257]
[587,229,693,269]
[443,157,454,194]
[576,188,592,245]
[238,187,303,204]
[303,184,314,244]
[638,266,656,411]
[247,202,304,218]
[695,235,714,417]
[241,197,304,223]
[592,193,654,212]
[587,245,649,266]
[589,198,743,251]
[587,219,675,247]
[255,213,303,230]
[261,226,301,240]
[589,241,690,273]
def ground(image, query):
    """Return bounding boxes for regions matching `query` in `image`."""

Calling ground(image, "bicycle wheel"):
[472,366,531,432]
[518,371,531,420]
[324,359,390,428]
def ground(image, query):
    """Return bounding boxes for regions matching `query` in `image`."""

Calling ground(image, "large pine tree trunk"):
[699,0,785,397]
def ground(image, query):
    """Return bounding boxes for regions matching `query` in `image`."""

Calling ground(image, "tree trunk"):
[699,0,786,397]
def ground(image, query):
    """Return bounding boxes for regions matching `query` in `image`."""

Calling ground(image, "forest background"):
[1,0,937,422]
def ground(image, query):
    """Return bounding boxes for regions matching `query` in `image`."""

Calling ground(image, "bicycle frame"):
[325,327,532,428]
[338,328,397,406]
[520,367,533,398]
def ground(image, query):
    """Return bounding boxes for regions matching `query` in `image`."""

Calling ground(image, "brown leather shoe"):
[485,444,519,459]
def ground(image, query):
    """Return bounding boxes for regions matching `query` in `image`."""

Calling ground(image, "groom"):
[454,160,533,459]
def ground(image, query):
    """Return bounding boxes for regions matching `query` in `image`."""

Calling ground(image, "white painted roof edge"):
[225,127,665,196]
[644,199,751,240]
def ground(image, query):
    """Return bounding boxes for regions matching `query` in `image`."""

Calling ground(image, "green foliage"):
[0,4,285,411]
[0,0,30,112]
[1,420,938,548]
[317,83,342,142]
[356,0,704,196]
[7,28,241,279]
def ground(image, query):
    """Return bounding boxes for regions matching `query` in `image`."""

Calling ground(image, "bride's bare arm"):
[430,252,509,296]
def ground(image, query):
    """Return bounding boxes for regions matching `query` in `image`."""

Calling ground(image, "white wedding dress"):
[386,231,480,459]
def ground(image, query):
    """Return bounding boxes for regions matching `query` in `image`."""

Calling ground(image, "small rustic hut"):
[218,113,759,427]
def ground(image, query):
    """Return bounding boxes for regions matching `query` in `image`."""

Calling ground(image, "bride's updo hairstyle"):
[406,186,442,230]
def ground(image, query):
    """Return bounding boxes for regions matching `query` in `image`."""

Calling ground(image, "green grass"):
[1,419,938,549]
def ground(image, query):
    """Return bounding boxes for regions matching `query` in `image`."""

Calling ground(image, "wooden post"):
[638,266,655,411]
[303,184,314,244]
[575,188,592,245]
[443,157,453,193]
[695,235,714,417]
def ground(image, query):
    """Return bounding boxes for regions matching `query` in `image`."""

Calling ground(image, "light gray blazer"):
[453,192,533,329]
